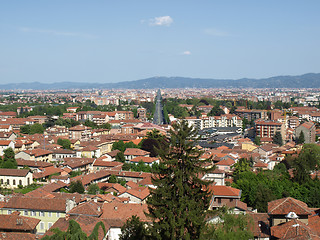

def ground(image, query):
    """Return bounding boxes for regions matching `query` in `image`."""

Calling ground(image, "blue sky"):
[1,1,320,83]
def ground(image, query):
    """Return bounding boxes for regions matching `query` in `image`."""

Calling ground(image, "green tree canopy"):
[115,152,125,163]
[1,147,17,169]
[204,209,254,240]
[57,138,71,149]
[69,180,85,194]
[42,219,106,240]
[293,143,320,184]
[232,158,250,181]
[112,140,139,153]
[140,129,168,157]
[297,131,305,144]
[87,183,100,195]
[108,174,118,183]
[119,216,148,240]
[253,136,261,146]
[272,131,283,146]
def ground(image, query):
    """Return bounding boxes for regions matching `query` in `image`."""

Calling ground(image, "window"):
[13,179,16,185]
[57,213,60,218]
[27,178,30,185]
[48,212,52,217]
[19,180,22,185]
[8,210,12,214]
[39,211,44,217]
[31,211,36,216]
[7,179,10,185]
[0,179,3,184]
[48,222,53,229]
[24,211,28,216]
[40,222,45,230]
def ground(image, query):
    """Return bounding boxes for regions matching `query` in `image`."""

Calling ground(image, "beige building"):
[15,149,53,162]
[0,169,33,188]
[295,122,316,143]
[0,196,76,234]
[0,140,15,156]
[255,120,285,142]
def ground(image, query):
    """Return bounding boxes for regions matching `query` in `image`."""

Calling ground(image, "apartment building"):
[255,120,285,140]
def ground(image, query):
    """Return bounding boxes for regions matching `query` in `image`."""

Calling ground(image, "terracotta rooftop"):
[130,156,159,163]
[300,122,315,130]
[0,212,40,231]
[271,219,319,239]
[208,185,241,197]
[0,140,12,146]
[0,232,36,240]
[124,148,150,156]
[2,196,67,212]
[105,150,120,157]
[68,201,103,217]
[33,166,63,179]
[0,169,30,177]
[100,202,150,222]
[93,160,123,168]
[268,197,311,215]
[215,158,235,166]
[63,157,95,169]
[248,213,270,238]
[16,158,53,168]
[23,149,53,157]
[120,188,150,200]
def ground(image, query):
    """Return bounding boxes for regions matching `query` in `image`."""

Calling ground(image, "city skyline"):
[1,1,320,84]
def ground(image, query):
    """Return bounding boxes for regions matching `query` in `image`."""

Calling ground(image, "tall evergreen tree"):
[297,131,305,144]
[147,120,212,240]
[272,131,283,146]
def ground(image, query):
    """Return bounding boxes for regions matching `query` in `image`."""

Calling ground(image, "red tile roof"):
[33,166,63,179]
[130,156,159,164]
[268,197,311,215]
[300,122,315,130]
[3,196,66,212]
[271,219,319,239]
[0,140,12,146]
[208,185,241,197]
[0,212,40,231]
[0,169,30,177]
[100,202,150,222]
[0,232,36,240]
[68,201,103,217]
[23,149,53,157]
[16,158,53,168]
[120,188,150,200]
[215,158,235,166]
[124,148,150,156]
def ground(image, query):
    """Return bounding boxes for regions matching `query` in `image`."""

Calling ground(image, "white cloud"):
[204,28,229,37]
[148,16,173,26]
[182,51,191,55]
[20,27,98,39]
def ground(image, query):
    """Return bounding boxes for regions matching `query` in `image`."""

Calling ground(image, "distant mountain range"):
[1,73,320,90]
